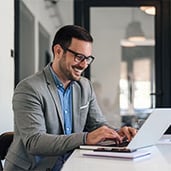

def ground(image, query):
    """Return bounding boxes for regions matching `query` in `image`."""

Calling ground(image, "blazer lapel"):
[43,65,65,132]
[48,84,64,128]
[72,83,82,132]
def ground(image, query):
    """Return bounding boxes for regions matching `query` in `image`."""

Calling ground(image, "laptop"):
[80,108,171,152]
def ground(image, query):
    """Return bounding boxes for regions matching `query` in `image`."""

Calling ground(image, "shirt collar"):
[50,66,74,89]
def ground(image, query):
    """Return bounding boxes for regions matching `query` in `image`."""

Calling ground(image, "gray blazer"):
[4,64,108,171]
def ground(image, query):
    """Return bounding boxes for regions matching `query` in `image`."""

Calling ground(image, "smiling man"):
[52,37,93,87]
[4,25,136,171]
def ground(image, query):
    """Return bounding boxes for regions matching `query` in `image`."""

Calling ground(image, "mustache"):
[73,64,85,70]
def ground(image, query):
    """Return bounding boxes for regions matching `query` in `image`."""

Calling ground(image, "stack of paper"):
[80,149,151,160]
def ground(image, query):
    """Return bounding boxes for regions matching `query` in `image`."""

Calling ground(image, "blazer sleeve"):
[13,77,86,156]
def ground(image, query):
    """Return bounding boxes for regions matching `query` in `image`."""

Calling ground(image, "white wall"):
[0,0,73,134]
[22,0,73,72]
[0,0,14,133]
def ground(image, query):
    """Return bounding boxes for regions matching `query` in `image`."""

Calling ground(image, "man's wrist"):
[83,132,88,144]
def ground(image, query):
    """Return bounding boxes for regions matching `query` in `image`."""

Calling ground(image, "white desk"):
[61,143,171,171]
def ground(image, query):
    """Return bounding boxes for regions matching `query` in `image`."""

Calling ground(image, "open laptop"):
[80,108,171,152]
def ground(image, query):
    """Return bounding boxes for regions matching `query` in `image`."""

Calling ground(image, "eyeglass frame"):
[63,47,95,65]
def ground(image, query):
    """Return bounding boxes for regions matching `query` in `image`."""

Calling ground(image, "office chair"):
[0,132,14,170]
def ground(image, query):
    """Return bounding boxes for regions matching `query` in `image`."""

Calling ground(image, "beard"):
[58,54,84,81]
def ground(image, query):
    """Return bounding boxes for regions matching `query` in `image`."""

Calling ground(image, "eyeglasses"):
[65,48,95,65]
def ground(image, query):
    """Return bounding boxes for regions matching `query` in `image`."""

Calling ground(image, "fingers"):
[86,126,122,145]
[118,126,137,141]
[85,126,137,145]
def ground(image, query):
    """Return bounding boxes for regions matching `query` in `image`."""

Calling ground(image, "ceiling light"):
[125,21,145,42]
[140,6,156,15]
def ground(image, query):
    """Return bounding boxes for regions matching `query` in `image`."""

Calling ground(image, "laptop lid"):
[127,108,171,150]
[79,108,171,151]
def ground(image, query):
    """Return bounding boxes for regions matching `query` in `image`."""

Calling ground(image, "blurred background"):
[1,0,171,133]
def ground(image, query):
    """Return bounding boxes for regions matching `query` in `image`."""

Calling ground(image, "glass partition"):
[90,7,155,128]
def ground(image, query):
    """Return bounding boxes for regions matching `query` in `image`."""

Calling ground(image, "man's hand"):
[86,126,122,145]
[117,126,137,142]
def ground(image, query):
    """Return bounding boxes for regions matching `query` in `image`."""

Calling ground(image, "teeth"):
[74,68,82,73]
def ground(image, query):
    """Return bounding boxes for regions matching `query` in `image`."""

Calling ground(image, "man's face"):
[53,38,92,82]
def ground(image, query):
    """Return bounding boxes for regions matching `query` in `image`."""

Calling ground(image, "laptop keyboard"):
[98,139,130,147]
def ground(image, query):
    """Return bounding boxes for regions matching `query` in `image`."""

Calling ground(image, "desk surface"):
[61,143,171,171]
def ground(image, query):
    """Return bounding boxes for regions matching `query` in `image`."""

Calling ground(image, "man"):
[4,25,136,171]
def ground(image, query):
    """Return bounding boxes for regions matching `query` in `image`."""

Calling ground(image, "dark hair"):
[52,25,93,54]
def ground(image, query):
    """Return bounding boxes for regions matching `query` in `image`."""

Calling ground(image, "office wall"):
[22,0,73,73]
[0,0,14,133]
[0,0,73,134]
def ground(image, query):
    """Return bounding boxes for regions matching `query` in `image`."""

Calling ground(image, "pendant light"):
[125,21,145,41]
[125,8,145,42]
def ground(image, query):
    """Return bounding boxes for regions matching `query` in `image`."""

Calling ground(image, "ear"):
[53,44,63,57]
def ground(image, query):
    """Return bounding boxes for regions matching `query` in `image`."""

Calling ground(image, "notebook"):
[80,148,151,159]
[80,108,171,152]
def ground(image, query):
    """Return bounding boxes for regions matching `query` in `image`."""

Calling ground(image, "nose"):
[78,59,88,68]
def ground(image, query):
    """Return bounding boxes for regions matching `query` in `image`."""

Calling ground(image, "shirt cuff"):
[83,132,88,144]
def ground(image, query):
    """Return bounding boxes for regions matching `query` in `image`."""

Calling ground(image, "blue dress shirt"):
[50,67,73,135]
[49,67,74,170]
